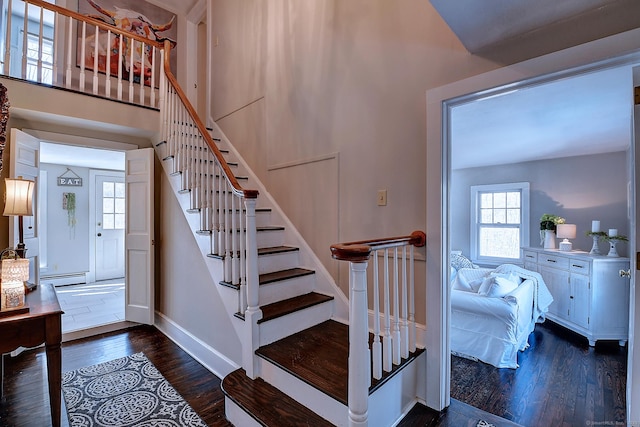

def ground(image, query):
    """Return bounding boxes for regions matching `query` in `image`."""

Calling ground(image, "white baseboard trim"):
[42,273,88,287]
[154,311,240,379]
[62,321,134,343]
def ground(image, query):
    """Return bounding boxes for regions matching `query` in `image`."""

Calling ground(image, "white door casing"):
[9,129,40,286]
[125,148,154,325]
[629,65,640,424]
[95,173,125,281]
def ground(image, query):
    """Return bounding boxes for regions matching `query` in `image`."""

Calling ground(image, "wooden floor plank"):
[0,319,627,427]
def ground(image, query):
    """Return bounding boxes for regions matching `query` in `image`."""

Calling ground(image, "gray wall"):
[450,151,630,260]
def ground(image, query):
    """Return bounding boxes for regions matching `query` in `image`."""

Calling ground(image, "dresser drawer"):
[538,253,569,270]
[569,258,590,275]
[522,250,538,263]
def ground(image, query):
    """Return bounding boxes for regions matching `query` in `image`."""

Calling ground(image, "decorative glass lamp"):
[0,256,29,315]
[557,224,577,252]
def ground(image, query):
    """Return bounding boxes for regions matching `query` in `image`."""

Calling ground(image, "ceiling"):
[429,0,640,63]
[429,0,640,170]
[450,65,633,170]
[40,142,125,171]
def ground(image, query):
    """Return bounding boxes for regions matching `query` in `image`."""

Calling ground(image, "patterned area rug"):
[62,352,207,426]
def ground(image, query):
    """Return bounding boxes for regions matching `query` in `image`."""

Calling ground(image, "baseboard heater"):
[41,273,88,287]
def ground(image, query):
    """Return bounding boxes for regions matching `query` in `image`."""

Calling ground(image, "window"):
[103,181,125,230]
[25,32,53,84]
[470,182,530,265]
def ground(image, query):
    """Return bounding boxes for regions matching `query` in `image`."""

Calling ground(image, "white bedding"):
[451,264,553,368]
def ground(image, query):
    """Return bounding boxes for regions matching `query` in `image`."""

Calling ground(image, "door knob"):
[97,233,102,237]
[619,269,631,278]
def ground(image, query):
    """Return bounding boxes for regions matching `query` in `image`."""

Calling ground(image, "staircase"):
[155,126,427,426]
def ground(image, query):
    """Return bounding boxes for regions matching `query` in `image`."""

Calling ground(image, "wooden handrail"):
[330,230,426,262]
[26,0,164,50]
[161,41,258,200]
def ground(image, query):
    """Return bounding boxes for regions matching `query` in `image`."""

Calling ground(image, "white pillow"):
[452,272,485,293]
[478,275,519,298]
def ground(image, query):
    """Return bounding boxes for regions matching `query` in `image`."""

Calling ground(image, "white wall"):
[208,0,500,303]
[451,151,630,259]
[40,163,90,277]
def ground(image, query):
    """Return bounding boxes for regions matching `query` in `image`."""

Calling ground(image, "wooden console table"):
[0,283,63,427]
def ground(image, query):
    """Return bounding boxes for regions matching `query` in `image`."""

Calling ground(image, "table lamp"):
[3,177,35,258]
[557,224,577,251]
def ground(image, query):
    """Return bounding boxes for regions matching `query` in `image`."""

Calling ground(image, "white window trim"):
[470,182,530,266]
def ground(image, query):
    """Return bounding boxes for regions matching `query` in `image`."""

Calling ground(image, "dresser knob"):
[619,269,631,278]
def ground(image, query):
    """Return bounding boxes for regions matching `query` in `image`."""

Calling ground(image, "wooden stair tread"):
[259,267,314,285]
[256,320,424,405]
[222,368,335,427]
[258,245,299,256]
[259,292,333,323]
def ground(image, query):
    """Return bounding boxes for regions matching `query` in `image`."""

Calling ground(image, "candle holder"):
[586,231,606,255]
[601,234,628,258]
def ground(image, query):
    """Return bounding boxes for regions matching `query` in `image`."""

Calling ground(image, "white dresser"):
[522,247,630,346]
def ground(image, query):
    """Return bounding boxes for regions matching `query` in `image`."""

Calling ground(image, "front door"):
[95,173,125,281]
[8,129,40,286]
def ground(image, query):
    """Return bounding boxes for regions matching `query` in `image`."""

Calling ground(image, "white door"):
[124,148,154,325]
[629,66,640,423]
[95,173,125,281]
[8,129,40,286]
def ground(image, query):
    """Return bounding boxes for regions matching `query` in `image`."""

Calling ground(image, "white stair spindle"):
[38,7,43,83]
[231,193,239,286]
[392,247,401,365]
[139,41,145,105]
[92,25,99,93]
[52,11,60,85]
[372,250,382,380]
[117,35,123,100]
[401,245,409,359]
[383,249,392,372]
[4,0,12,76]
[79,21,86,90]
[21,3,28,79]
[128,38,135,103]
[105,30,111,97]
[150,47,157,107]
[65,16,72,87]
[409,245,416,353]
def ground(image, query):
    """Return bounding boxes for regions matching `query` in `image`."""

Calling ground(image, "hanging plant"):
[63,192,77,237]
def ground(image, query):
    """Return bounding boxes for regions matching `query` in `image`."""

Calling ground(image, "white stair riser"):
[224,398,263,427]
[258,251,300,275]
[256,230,285,248]
[258,356,347,426]
[258,274,315,307]
[368,351,427,427]
[204,229,285,255]
[259,301,333,347]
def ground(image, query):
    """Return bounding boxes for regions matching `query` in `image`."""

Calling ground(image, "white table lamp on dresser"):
[556,224,577,251]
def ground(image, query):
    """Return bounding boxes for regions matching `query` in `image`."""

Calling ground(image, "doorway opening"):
[39,141,127,338]
[442,61,637,422]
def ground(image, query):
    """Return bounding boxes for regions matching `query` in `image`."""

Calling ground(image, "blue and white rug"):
[62,352,207,427]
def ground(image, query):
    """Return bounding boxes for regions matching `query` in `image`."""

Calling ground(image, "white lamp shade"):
[557,224,577,239]
[3,178,34,216]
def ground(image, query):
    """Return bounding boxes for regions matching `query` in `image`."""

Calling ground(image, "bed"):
[450,262,553,368]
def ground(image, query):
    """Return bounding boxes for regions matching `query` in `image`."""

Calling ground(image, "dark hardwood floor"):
[451,321,627,426]
[0,320,627,426]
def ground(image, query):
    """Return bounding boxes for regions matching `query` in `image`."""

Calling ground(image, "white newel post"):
[243,197,262,379]
[349,261,370,427]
